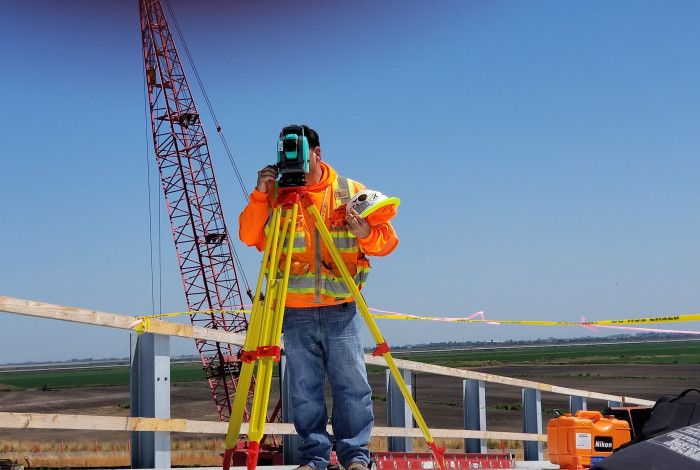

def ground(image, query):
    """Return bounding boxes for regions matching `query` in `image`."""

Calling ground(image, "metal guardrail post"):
[522,388,543,461]
[463,379,486,453]
[280,353,302,465]
[386,368,413,452]
[130,332,171,469]
[569,395,587,413]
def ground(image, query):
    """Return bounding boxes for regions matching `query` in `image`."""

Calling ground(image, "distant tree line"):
[388,332,698,352]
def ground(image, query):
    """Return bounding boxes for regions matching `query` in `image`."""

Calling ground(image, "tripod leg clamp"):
[256,345,281,362]
[239,346,281,363]
[240,350,258,363]
[372,342,391,356]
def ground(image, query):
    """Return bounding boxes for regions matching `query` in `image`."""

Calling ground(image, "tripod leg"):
[246,203,299,470]
[223,206,284,467]
[303,200,446,470]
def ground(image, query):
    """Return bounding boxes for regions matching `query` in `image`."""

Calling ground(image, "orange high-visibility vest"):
[238,162,398,308]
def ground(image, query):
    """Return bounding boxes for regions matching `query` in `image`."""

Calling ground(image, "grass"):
[1,340,696,391]
[0,363,208,390]
[0,438,225,453]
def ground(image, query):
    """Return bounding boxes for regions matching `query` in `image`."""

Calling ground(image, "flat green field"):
[1,341,697,390]
[0,363,205,390]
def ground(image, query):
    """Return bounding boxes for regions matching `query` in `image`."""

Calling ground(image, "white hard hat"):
[347,189,401,218]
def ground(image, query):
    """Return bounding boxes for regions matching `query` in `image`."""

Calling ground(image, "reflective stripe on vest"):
[286,265,370,297]
[325,176,358,252]
[330,228,357,252]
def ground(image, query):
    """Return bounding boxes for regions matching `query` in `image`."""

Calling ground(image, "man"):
[239,125,398,470]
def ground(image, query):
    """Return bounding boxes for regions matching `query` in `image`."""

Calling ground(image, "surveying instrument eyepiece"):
[276,124,310,187]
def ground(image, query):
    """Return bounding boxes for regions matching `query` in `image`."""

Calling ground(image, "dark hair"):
[304,126,320,149]
[281,124,320,149]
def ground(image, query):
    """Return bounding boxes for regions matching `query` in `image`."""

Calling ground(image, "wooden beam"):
[364,355,655,406]
[0,295,245,346]
[0,294,655,405]
[0,412,546,442]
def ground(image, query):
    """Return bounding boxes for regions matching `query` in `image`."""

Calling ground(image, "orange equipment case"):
[547,410,631,468]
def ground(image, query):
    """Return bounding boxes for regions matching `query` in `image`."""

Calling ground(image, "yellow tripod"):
[222,187,445,470]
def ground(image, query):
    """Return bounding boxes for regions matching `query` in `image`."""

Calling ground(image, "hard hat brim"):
[361,197,401,224]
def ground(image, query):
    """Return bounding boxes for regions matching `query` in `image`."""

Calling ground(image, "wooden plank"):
[0,412,129,431]
[0,412,545,441]
[364,356,655,406]
[0,295,245,346]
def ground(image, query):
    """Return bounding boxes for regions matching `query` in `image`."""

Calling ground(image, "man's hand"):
[346,208,371,239]
[256,165,278,193]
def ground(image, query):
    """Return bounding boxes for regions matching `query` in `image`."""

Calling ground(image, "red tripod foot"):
[246,440,260,470]
[222,448,234,470]
[427,441,446,470]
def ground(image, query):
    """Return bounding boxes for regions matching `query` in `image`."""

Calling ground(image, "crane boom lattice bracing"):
[139,0,250,421]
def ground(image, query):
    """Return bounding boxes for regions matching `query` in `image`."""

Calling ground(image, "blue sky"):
[1,1,698,363]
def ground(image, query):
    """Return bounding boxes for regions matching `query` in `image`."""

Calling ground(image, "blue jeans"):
[282,302,374,470]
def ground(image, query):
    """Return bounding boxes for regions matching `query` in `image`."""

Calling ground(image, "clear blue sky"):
[1,0,698,363]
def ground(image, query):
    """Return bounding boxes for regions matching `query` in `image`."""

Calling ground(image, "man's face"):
[307,146,321,174]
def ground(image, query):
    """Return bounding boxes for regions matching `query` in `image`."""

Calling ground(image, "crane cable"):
[162,0,249,200]
[142,56,159,316]
[163,0,252,297]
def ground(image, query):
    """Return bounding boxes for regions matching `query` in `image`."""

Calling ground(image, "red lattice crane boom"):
[139,0,250,421]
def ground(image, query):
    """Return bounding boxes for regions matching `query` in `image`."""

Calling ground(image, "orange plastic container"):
[547,410,631,468]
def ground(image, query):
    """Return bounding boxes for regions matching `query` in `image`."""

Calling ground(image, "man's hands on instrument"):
[256,165,370,238]
[256,165,278,193]
[346,208,370,239]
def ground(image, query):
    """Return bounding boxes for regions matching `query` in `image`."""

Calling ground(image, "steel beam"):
[463,379,486,453]
[131,333,171,469]
[569,395,587,413]
[522,388,543,461]
[386,369,413,452]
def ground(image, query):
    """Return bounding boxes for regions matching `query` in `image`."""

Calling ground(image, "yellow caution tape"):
[371,312,700,326]
[130,309,250,334]
[130,308,699,335]
[598,314,700,325]
[371,314,568,325]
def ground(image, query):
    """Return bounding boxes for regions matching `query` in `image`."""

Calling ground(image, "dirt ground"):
[1,363,697,447]
[395,363,700,431]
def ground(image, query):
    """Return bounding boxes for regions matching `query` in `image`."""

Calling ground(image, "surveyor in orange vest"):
[239,125,398,470]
